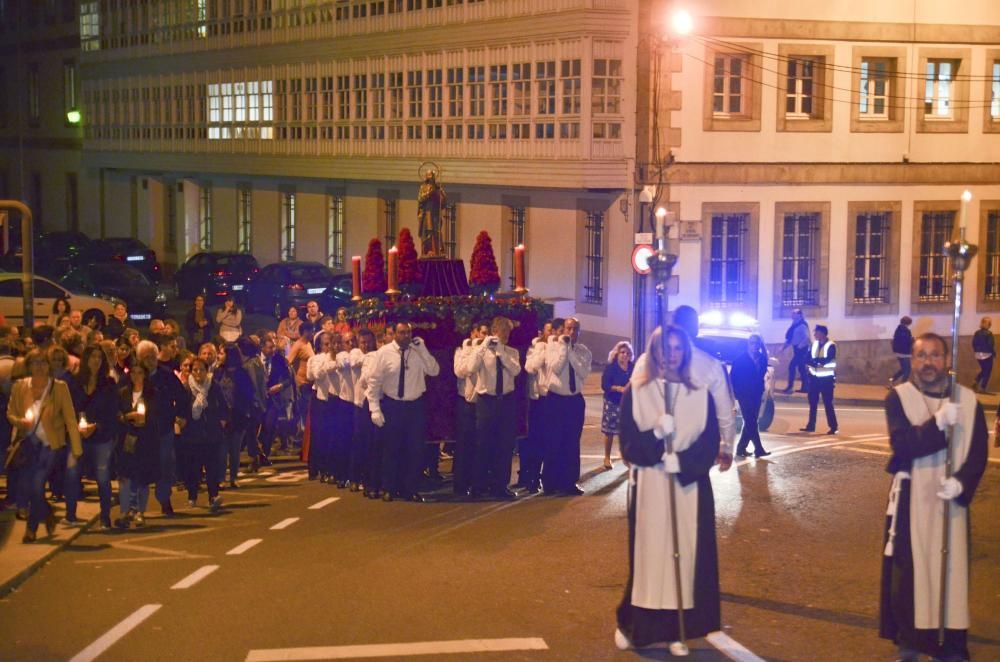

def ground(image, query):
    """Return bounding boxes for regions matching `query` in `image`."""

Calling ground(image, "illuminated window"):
[237,187,252,253]
[199,184,213,251]
[281,192,296,261]
[860,58,890,119]
[924,59,957,119]
[80,2,100,51]
[327,195,345,270]
[207,80,273,139]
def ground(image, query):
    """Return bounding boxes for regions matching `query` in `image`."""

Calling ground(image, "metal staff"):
[941,222,976,645]
[651,208,688,655]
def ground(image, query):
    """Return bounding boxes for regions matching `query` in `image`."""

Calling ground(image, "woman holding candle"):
[6,349,82,543]
[64,346,120,529]
[115,361,159,529]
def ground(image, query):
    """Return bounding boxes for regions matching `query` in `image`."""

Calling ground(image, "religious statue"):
[417,168,446,258]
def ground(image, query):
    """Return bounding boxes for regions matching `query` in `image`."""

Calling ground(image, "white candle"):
[136,401,146,416]
[24,407,34,423]
[79,414,89,431]
[959,189,972,230]
[655,207,668,243]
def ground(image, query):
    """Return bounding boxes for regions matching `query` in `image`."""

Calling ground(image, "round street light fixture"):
[671,9,694,36]
[66,108,82,125]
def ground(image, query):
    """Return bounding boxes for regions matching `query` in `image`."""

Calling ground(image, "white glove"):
[653,413,675,440]
[371,411,385,428]
[662,452,680,474]
[933,402,959,431]
[936,476,963,501]
[411,337,424,349]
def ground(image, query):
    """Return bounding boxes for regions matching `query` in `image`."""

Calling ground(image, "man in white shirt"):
[332,331,358,488]
[305,332,335,482]
[351,329,379,497]
[453,322,489,497]
[518,320,552,493]
[367,322,440,502]
[467,317,522,499]
[544,317,592,496]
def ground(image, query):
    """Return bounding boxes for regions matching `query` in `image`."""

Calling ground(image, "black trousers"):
[183,443,221,501]
[517,396,546,489]
[330,399,354,482]
[543,393,584,492]
[736,393,764,455]
[380,397,427,497]
[452,398,476,494]
[975,356,994,390]
[474,393,517,494]
[786,347,810,390]
[350,402,373,486]
[806,377,837,430]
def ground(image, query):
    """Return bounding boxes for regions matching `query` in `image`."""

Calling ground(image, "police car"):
[693,310,777,432]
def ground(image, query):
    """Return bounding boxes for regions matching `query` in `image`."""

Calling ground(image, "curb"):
[0,511,101,599]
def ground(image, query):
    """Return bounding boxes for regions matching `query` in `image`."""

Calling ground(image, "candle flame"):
[961,190,973,202]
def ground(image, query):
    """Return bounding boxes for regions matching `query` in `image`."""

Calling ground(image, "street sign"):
[631,244,655,275]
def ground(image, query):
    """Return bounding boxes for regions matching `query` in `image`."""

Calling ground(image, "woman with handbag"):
[64,346,120,530]
[6,349,83,543]
[114,361,159,529]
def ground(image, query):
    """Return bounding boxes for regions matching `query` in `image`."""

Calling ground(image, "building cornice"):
[701,16,1000,45]
[663,162,1000,186]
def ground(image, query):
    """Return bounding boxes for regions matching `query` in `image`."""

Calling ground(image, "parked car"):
[245,262,352,319]
[0,230,92,280]
[60,263,167,324]
[79,237,162,282]
[173,251,260,302]
[0,272,119,328]
[694,310,777,432]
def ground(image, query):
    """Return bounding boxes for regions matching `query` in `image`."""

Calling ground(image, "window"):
[507,206,526,289]
[536,61,555,114]
[712,54,747,116]
[80,1,99,51]
[327,195,345,270]
[592,58,622,139]
[371,72,385,120]
[407,70,423,118]
[447,67,463,117]
[859,58,889,119]
[918,211,954,302]
[354,74,367,120]
[468,66,484,117]
[560,59,580,114]
[984,211,1000,301]
[490,64,508,116]
[704,45,762,131]
[992,61,1000,119]
[851,48,905,133]
[28,63,39,126]
[780,213,819,307]
[389,71,403,120]
[427,69,443,119]
[924,59,957,119]
[63,60,77,119]
[443,202,457,259]
[281,192,296,261]
[583,210,604,304]
[512,62,530,116]
[785,58,816,118]
[237,187,252,253]
[207,80,274,139]
[853,212,889,304]
[382,197,397,251]
[199,184,213,250]
[708,213,746,306]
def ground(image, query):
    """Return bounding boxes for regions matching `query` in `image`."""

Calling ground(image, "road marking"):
[776,406,882,413]
[308,497,340,510]
[706,631,765,662]
[171,564,220,589]
[245,637,549,661]
[271,517,300,530]
[227,538,264,555]
[838,445,1000,464]
[69,604,162,662]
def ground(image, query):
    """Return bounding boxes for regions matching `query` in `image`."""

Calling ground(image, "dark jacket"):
[213,366,256,427]
[891,324,913,355]
[117,381,159,484]
[149,361,192,434]
[731,352,767,402]
[182,379,228,445]
[972,328,995,355]
[601,361,633,405]
[70,375,120,446]
[184,308,213,349]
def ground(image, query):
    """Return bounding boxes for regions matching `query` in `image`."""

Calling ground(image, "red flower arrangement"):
[396,227,421,285]
[362,238,388,294]
[469,231,501,288]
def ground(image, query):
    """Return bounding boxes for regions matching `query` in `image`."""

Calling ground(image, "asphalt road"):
[1,402,998,661]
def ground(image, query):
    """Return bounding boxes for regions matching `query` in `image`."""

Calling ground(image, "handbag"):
[5,432,38,470]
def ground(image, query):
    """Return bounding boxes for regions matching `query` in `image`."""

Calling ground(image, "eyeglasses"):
[914,352,945,361]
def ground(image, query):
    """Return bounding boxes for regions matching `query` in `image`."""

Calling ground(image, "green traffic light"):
[66,109,82,124]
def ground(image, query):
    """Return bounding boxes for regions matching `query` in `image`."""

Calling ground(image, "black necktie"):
[568,357,576,393]
[495,352,503,395]
[397,349,406,399]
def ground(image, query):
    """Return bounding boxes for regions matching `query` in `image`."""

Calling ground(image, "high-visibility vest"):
[808,340,836,378]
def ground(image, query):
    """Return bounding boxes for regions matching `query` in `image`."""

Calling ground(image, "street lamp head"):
[961,189,973,203]
[66,108,82,125]
[655,207,668,220]
[670,9,694,36]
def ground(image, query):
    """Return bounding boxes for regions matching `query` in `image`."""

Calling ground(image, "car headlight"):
[698,310,725,328]
[155,291,167,303]
[728,311,758,328]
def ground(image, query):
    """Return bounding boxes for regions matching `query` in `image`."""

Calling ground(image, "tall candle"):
[387,246,399,293]
[959,189,972,230]
[654,207,668,247]
[351,255,362,300]
[514,244,526,292]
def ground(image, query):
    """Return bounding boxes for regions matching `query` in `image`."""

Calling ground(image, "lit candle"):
[351,255,362,301]
[79,414,89,431]
[24,407,34,423]
[513,244,526,293]
[655,207,668,246]
[136,401,146,416]
[959,189,972,230]
[387,246,399,294]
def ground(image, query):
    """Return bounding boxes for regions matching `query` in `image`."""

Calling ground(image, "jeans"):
[223,420,248,483]
[976,356,994,390]
[155,431,176,508]
[786,347,810,390]
[24,440,56,533]
[891,357,911,384]
[118,477,150,513]
[65,440,114,521]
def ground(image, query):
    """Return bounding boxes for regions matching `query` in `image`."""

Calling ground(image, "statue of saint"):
[417,170,446,258]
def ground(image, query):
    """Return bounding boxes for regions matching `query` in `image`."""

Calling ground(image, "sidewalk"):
[0,482,100,597]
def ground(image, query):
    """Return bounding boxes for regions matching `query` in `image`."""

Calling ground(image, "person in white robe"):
[615,325,721,653]
[880,332,988,662]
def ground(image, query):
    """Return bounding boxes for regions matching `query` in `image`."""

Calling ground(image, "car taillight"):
[214,270,226,277]
[112,254,124,261]
[289,283,304,291]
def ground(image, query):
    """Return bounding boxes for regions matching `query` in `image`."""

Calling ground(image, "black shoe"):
[381,492,393,502]
[22,530,37,543]
[566,486,585,496]
[492,489,517,500]
[735,450,750,458]
[161,505,176,518]
[826,429,838,435]
[526,485,540,495]
[796,388,808,393]
[754,451,772,458]
[44,512,58,537]
[409,493,426,503]
[799,426,815,432]
[336,481,347,489]
[229,481,239,489]
[779,388,793,394]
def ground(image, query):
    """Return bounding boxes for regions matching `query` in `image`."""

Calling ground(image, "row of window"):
[708,43,1000,133]
[705,203,1000,314]
[82,57,623,143]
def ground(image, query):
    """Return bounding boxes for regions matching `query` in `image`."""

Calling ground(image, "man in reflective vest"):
[800,324,838,434]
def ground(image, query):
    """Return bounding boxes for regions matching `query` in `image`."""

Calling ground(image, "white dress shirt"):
[453,339,478,403]
[546,336,592,396]
[306,353,332,402]
[355,351,378,407]
[469,339,521,396]
[367,339,441,414]
[691,346,737,450]
[336,349,362,402]
[524,337,548,400]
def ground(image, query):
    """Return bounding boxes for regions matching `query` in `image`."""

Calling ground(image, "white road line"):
[308,497,340,510]
[839,446,1000,464]
[245,637,549,661]
[776,406,882,413]
[171,564,220,589]
[227,539,263,556]
[69,604,162,662]
[706,631,766,662]
[270,517,300,530]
